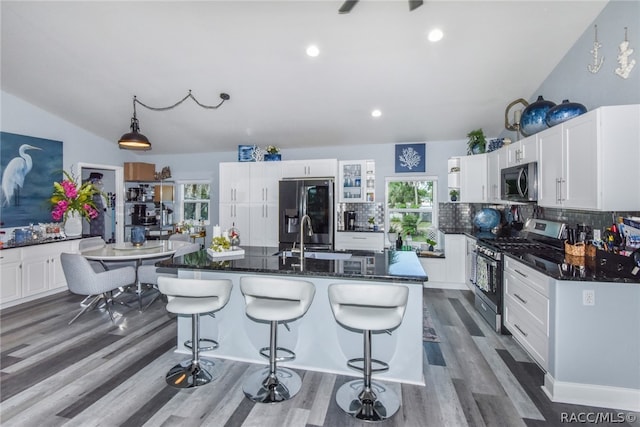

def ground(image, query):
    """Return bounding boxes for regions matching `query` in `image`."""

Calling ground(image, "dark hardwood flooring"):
[0,287,633,426]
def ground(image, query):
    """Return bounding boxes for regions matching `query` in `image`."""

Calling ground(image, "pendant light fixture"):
[118,91,231,151]
[118,96,151,150]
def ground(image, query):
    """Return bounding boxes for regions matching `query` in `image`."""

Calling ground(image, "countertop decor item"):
[504,98,529,138]
[473,208,501,231]
[545,99,587,127]
[466,129,486,154]
[50,170,100,223]
[449,189,458,201]
[520,95,556,137]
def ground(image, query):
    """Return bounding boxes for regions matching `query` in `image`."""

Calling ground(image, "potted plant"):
[263,145,281,161]
[387,223,399,246]
[368,216,375,230]
[467,128,486,155]
[449,189,459,201]
[426,238,437,251]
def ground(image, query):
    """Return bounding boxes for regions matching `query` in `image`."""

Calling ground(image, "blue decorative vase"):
[545,99,587,127]
[473,208,501,231]
[264,153,281,161]
[520,95,556,137]
[131,226,146,246]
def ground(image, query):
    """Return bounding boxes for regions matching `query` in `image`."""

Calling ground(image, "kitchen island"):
[157,247,427,385]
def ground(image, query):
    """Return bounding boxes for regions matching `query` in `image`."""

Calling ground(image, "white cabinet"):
[506,136,538,166]
[219,163,251,203]
[460,153,487,203]
[1,239,79,308]
[444,234,466,285]
[465,235,476,291]
[335,231,384,252]
[219,161,282,247]
[538,105,640,211]
[338,160,375,202]
[0,249,22,304]
[503,256,551,369]
[22,241,73,297]
[280,159,337,178]
[487,149,506,203]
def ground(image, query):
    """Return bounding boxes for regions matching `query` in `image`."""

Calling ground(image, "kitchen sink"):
[274,250,352,260]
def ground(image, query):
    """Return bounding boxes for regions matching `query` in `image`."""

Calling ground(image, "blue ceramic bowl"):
[520,95,556,137]
[473,208,501,231]
[545,99,587,127]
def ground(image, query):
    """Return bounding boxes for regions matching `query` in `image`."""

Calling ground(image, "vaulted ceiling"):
[1,1,608,155]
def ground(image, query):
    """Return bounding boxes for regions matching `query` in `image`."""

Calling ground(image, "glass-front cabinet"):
[338,160,375,203]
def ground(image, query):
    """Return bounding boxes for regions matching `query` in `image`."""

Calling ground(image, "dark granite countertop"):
[158,246,427,283]
[1,235,86,250]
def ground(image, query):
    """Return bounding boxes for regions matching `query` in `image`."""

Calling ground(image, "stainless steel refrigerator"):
[279,178,334,251]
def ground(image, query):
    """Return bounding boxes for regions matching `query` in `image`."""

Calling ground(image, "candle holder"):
[504,98,529,141]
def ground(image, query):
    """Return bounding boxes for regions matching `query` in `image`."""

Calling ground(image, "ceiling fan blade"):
[339,0,358,14]
[408,0,423,11]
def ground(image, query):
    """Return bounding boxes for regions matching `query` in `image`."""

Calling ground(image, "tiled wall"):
[337,202,384,230]
[439,202,640,238]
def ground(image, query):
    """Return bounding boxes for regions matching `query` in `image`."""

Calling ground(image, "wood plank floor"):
[0,288,633,427]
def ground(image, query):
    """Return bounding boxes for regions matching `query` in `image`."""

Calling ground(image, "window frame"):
[384,175,438,245]
[177,180,212,225]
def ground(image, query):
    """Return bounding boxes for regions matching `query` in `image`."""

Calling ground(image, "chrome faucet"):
[300,214,314,261]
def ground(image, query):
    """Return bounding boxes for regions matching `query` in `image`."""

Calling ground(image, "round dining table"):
[81,240,192,309]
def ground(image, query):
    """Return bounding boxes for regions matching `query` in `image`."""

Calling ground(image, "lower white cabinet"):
[0,239,79,308]
[419,234,466,287]
[465,235,476,291]
[503,255,551,369]
[334,231,384,252]
[0,249,22,304]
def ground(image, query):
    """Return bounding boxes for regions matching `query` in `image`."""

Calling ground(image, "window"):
[385,176,438,244]
[179,182,211,224]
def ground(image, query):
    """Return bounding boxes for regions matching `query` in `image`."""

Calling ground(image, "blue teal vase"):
[131,226,146,246]
[545,99,587,127]
[473,208,501,231]
[520,95,556,137]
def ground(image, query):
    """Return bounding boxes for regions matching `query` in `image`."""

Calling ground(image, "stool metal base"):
[243,366,302,403]
[165,358,221,389]
[335,379,400,422]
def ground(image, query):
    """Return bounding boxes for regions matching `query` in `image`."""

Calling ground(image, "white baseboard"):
[423,281,468,290]
[543,373,640,412]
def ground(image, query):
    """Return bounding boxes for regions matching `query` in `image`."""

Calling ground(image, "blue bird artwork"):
[0,132,63,227]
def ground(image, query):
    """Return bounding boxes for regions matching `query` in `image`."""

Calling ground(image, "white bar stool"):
[158,277,232,388]
[328,283,409,422]
[240,276,315,403]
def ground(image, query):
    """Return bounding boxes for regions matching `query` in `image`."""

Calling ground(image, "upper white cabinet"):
[506,136,538,167]
[280,159,337,178]
[219,163,251,204]
[487,149,506,203]
[460,153,488,203]
[538,105,640,211]
[338,160,375,202]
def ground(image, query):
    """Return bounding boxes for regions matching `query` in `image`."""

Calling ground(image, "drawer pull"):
[514,323,528,337]
[513,293,527,304]
[514,269,528,278]
[352,237,367,240]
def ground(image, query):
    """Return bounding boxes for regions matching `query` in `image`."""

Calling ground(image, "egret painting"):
[0,132,63,227]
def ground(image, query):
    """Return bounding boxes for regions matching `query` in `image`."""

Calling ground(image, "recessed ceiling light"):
[306,45,320,57]
[428,28,444,42]
[371,109,382,118]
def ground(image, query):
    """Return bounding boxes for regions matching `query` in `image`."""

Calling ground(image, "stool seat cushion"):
[158,277,232,315]
[329,283,409,331]
[240,276,315,322]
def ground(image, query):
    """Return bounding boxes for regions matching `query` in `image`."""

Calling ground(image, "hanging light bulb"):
[118,96,151,150]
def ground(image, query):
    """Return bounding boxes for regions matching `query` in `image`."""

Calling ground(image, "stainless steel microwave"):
[501,162,538,202]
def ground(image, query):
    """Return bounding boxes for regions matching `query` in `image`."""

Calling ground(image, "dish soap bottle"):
[395,234,403,250]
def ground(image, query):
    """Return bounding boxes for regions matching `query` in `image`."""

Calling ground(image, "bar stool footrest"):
[347,357,389,373]
[184,338,218,352]
[259,346,296,362]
